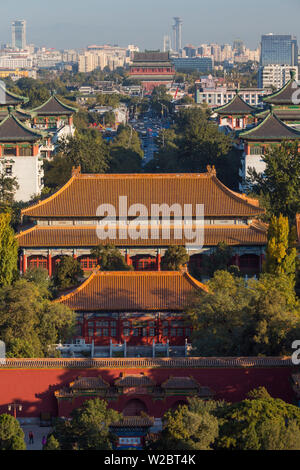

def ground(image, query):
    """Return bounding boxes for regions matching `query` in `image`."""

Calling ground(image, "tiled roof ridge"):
[21,175,77,216]
[183,271,209,293]
[55,267,100,304]
[263,77,295,103]
[0,83,29,103]
[211,175,265,213]
[214,93,257,113]
[0,113,45,138]
[0,356,294,369]
[29,94,78,113]
[240,111,300,138]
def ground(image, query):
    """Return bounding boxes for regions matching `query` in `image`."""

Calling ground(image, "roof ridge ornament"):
[206,164,216,175]
[72,165,81,177]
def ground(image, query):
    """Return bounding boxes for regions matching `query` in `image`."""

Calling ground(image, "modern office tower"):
[172,17,183,52]
[233,39,245,54]
[261,34,298,66]
[12,20,26,50]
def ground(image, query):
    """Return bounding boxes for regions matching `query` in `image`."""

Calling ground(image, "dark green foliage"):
[50,399,121,450]
[53,255,83,290]
[161,246,189,271]
[0,414,26,450]
[248,142,300,223]
[187,270,300,356]
[91,244,132,271]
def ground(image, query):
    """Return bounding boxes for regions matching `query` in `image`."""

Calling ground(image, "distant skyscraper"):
[172,17,183,52]
[261,34,298,66]
[12,20,26,50]
[163,35,171,52]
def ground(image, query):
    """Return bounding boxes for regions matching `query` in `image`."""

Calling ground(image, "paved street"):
[21,425,52,450]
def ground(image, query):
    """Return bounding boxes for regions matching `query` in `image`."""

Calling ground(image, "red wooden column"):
[47,252,52,277]
[22,253,27,273]
[156,253,161,271]
[125,253,131,266]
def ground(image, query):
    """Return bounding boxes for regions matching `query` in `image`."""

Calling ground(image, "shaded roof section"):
[263,75,300,105]
[70,376,109,390]
[133,52,170,62]
[56,270,207,311]
[214,93,257,115]
[0,114,44,142]
[161,376,200,389]
[115,374,155,387]
[0,108,33,123]
[110,416,155,428]
[21,169,265,218]
[255,108,300,121]
[30,95,77,116]
[239,112,300,141]
[17,223,267,248]
[0,83,29,106]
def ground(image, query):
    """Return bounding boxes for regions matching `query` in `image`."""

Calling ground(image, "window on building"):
[3,147,17,156]
[19,147,32,156]
[250,146,264,155]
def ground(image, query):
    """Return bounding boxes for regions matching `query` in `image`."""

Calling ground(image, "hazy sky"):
[1,0,300,50]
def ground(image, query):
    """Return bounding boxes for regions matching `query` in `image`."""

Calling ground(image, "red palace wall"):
[0,359,297,418]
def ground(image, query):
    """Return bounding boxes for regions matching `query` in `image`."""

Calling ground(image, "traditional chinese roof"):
[29,95,77,116]
[110,416,155,428]
[239,112,300,141]
[0,114,44,142]
[161,376,200,389]
[115,374,155,387]
[0,83,29,106]
[133,52,170,63]
[56,270,207,311]
[69,376,109,390]
[255,108,300,122]
[21,169,265,218]
[263,74,299,105]
[17,223,267,248]
[0,108,33,123]
[214,93,257,115]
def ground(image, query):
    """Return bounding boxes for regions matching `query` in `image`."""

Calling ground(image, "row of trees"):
[3,388,300,451]
[148,388,300,451]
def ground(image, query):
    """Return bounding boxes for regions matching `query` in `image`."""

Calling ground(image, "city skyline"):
[0,0,299,50]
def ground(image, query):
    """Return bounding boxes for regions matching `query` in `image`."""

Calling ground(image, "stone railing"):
[0,356,294,369]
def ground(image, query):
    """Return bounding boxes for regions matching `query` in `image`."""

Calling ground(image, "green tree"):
[0,414,26,450]
[187,270,300,356]
[109,124,143,173]
[201,242,236,278]
[0,165,19,205]
[51,399,120,450]
[264,214,297,283]
[53,256,83,290]
[0,278,75,357]
[161,246,189,271]
[216,396,300,450]
[0,211,18,287]
[248,141,300,222]
[91,244,132,271]
[43,434,60,450]
[148,399,220,450]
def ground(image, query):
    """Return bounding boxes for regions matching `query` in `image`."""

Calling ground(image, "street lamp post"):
[8,403,22,419]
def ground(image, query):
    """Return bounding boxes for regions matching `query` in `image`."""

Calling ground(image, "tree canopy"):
[0,414,26,450]
[0,211,18,288]
[49,399,121,450]
[91,244,132,271]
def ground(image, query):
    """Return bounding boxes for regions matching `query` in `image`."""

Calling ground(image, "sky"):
[1,0,300,50]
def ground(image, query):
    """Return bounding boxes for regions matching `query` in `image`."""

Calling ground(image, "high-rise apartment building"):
[172,17,183,52]
[261,34,298,66]
[12,20,26,50]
